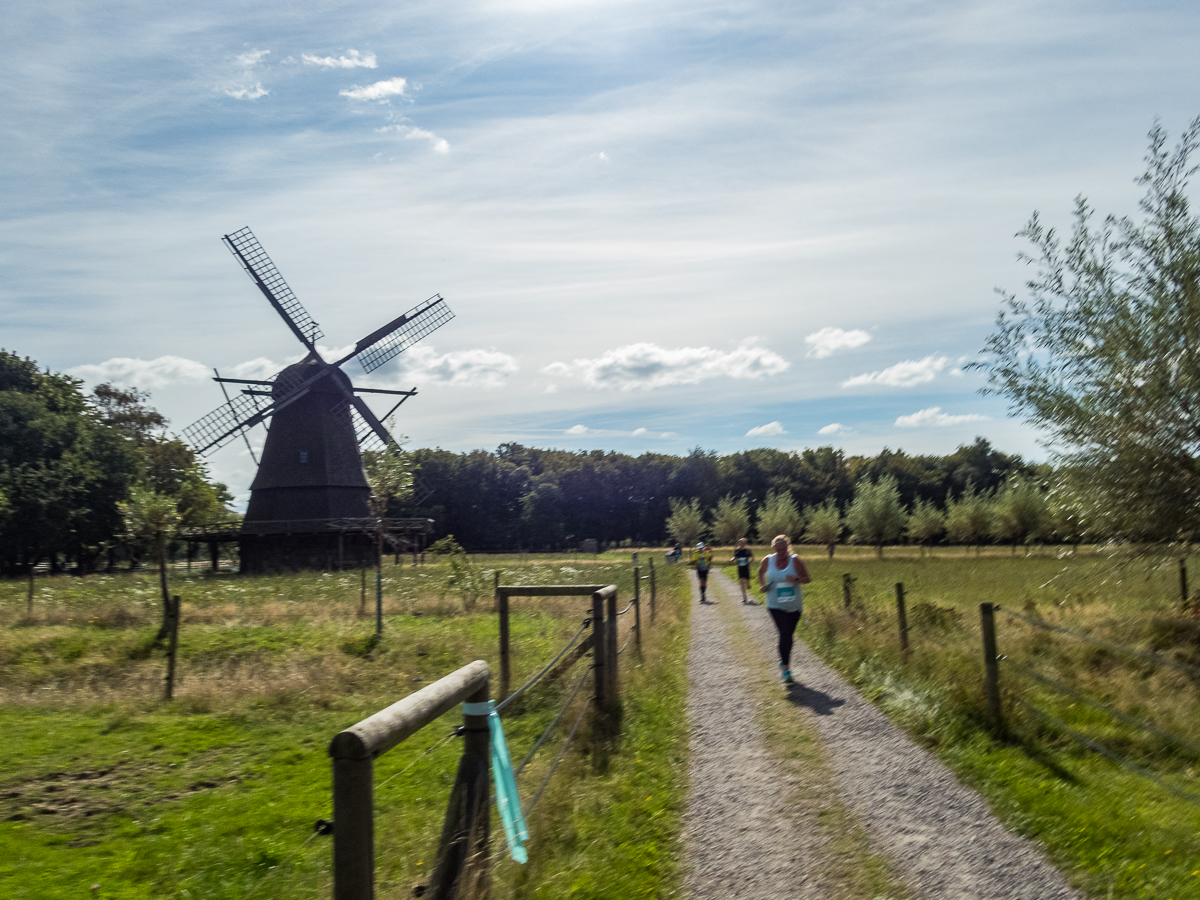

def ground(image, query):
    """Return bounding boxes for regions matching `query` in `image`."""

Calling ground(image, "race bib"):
[775,586,795,598]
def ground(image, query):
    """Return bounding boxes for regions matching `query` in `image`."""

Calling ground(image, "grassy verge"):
[0,554,692,899]
[785,549,1200,900]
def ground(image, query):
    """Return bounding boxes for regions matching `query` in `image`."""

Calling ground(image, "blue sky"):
[3,0,1199,507]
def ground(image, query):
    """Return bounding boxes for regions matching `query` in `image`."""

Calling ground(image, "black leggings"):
[768,607,801,667]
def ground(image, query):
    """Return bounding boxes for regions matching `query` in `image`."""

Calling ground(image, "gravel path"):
[682,569,1087,900]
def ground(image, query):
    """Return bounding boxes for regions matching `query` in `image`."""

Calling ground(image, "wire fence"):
[996,604,1200,807]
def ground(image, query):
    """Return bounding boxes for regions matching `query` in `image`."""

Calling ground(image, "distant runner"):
[730,538,755,603]
[694,542,715,603]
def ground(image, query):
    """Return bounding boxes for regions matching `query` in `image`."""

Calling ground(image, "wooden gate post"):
[591,590,607,743]
[980,602,1003,732]
[842,574,853,613]
[649,558,657,623]
[498,586,511,702]
[605,590,619,705]
[895,583,909,660]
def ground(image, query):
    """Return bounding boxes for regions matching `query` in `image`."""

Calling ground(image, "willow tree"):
[844,475,907,558]
[978,117,1200,541]
[711,494,751,546]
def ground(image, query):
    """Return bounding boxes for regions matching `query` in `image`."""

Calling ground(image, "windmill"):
[183,227,451,571]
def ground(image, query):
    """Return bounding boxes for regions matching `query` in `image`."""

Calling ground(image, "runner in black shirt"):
[731,538,755,603]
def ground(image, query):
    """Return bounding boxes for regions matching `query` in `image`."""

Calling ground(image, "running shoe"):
[781,668,794,684]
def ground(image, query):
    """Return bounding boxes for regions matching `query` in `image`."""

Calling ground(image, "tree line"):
[0,351,233,575]
[396,439,1048,551]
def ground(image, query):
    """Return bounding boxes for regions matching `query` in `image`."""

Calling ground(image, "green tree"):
[945,486,992,554]
[991,475,1048,553]
[844,475,907,557]
[711,494,751,546]
[905,498,946,556]
[120,486,180,639]
[978,117,1200,541]
[755,490,803,543]
[664,497,706,545]
[803,500,843,555]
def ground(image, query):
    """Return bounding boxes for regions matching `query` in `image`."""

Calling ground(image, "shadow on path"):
[784,681,846,716]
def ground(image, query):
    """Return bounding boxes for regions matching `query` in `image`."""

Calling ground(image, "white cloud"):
[542,340,788,391]
[67,355,211,388]
[895,407,990,428]
[566,424,589,434]
[225,83,268,100]
[818,423,850,435]
[805,327,871,358]
[235,49,270,68]
[842,355,950,388]
[228,357,281,380]
[303,50,377,69]
[340,77,407,101]
[378,123,449,153]
[385,347,518,388]
[746,421,786,437]
[631,427,647,436]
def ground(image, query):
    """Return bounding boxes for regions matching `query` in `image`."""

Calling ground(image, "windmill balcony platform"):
[181,518,434,573]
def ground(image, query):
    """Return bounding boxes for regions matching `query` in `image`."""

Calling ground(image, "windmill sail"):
[349,295,454,373]
[182,390,270,455]
[224,227,324,350]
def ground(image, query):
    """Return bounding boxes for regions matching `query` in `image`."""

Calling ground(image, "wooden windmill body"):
[184,228,451,572]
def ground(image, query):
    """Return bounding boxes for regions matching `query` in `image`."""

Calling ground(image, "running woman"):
[731,538,755,603]
[757,534,811,683]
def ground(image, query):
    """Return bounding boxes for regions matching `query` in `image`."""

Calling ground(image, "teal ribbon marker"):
[463,700,529,863]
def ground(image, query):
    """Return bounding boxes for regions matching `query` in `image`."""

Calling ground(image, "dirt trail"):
[682,569,1085,900]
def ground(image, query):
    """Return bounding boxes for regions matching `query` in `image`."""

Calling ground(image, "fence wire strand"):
[514,667,592,778]
[1005,663,1200,759]
[522,696,593,818]
[496,617,592,713]
[615,599,635,616]
[375,729,458,793]
[999,605,1200,678]
[1011,695,1200,806]
[618,626,636,656]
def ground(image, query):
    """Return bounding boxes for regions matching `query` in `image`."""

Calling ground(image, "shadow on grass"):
[1011,733,1082,784]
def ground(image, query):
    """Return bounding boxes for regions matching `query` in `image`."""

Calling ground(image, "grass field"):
[0,554,691,900]
[760,543,1200,900]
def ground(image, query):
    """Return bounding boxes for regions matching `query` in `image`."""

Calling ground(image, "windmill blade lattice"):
[224,227,324,348]
[355,295,454,373]
[182,390,269,455]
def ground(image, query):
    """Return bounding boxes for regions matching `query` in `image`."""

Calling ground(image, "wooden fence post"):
[591,590,607,746]
[842,574,854,613]
[606,590,619,706]
[164,595,181,701]
[980,602,1003,732]
[27,566,34,617]
[332,752,374,900]
[895,583,909,660]
[498,587,511,702]
[633,567,642,655]
[649,558,656,623]
[360,563,367,617]
[427,680,491,899]
[1181,558,1190,611]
